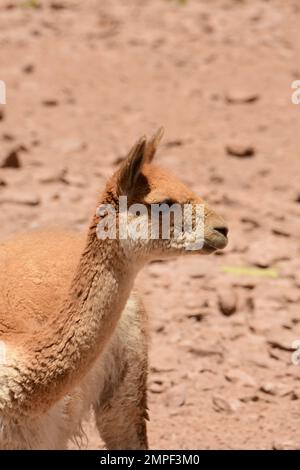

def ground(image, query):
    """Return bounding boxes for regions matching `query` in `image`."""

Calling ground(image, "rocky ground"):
[0,0,300,450]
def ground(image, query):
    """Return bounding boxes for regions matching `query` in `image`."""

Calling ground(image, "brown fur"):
[0,129,228,449]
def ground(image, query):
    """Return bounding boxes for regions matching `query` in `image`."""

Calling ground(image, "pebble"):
[1,149,22,168]
[267,335,294,352]
[260,382,294,397]
[212,395,241,413]
[247,237,290,267]
[62,173,87,187]
[163,384,186,408]
[42,99,58,107]
[184,342,224,361]
[218,287,238,316]
[0,190,40,206]
[149,379,166,394]
[272,440,300,450]
[37,168,66,184]
[225,368,257,388]
[226,143,255,158]
[225,90,260,104]
[22,63,35,74]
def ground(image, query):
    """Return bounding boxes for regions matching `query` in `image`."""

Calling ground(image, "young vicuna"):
[0,130,228,449]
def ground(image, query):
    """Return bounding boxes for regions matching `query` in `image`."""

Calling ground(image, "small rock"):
[267,335,294,352]
[212,395,241,413]
[1,149,22,168]
[0,191,40,206]
[185,342,223,361]
[247,237,289,267]
[186,312,208,322]
[226,143,255,158]
[272,225,290,238]
[283,288,300,303]
[149,379,166,394]
[164,139,184,148]
[62,173,86,187]
[22,63,35,74]
[2,133,15,141]
[218,287,238,316]
[248,355,274,369]
[272,440,300,450]
[260,382,294,397]
[38,168,66,184]
[225,368,257,388]
[239,393,260,403]
[42,99,58,107]
[150,365,175,374]
[209,174,224,184]
[50,1,66,10]
[187,260,209,278]
[240,216,260,231]
[154,321,165,333]
[225,90,260,104]
[288,388,300,400]
[163,384,186,408]
[59,139,87,154]
[260,382,279,396]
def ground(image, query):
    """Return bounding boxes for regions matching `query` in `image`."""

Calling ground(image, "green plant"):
[168,0,188,5]
[20,0,41,9]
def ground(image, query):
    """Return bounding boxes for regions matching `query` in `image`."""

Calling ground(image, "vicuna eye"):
[161,198,176,207]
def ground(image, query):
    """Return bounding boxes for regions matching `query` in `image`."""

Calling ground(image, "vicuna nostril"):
[214,226,228,238]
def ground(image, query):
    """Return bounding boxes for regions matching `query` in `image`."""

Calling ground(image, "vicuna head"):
[96,128,228,262]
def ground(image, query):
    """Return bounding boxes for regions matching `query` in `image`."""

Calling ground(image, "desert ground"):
[0,0,300,450]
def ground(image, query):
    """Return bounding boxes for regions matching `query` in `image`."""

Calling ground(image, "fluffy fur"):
[0,130,228,449]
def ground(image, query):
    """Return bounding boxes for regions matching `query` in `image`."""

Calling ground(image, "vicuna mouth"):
[213,231,228,249]
[204,230,228,251]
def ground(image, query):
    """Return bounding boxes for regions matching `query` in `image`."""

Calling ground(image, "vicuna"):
[0,129,228,449]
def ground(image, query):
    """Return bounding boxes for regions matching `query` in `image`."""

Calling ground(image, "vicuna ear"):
[144,127,164,163]
[117,136,147,196]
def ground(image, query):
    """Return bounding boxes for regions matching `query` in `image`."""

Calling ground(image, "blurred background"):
[0,0,300,449]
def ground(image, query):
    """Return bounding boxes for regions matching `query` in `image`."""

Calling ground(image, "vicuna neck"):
[10,216,141,416]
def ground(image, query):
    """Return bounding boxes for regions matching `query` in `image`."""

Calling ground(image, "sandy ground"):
[0,0,300,450]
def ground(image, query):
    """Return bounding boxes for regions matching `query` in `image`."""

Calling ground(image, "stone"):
[164,384,186,407]
[149,379,166,394]
[212,395,241,413]
[42,99,58,107]
[260,382,294,397]
[218,287,238,316]
[225,368,257,387]
[0,191,40,206]
[226,143,255,158]
[272,440,300,450]
[22,63,35,74]
[225,90,260,104]
[184,342,224,361]
[62,174,87,187]
[247,237,290,267]
[1,149,22,168]
[38,168,66,184]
